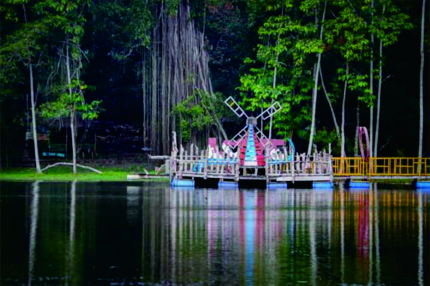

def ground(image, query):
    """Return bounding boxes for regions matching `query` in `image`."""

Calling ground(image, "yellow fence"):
[333,157,430,177]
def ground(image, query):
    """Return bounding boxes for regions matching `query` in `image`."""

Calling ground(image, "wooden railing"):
[265,149,332,177]
[170,145,240,181]
[333,157,430,177]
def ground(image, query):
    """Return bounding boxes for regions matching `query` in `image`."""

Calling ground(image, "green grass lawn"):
[0,166,168,182]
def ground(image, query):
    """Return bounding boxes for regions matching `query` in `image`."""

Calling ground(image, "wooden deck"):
[169,144,333,185]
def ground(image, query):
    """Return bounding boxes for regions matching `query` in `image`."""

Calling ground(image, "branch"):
[41,162,102,173]
[148,154,170,160]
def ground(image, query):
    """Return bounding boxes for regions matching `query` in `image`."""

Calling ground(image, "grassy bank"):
[0,166,169,182]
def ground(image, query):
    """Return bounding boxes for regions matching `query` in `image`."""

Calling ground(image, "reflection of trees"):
[21,184,428,285]
[28,181,39,286]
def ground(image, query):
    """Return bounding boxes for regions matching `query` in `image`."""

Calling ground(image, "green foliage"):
[314,127,338,147]
[173,89,226,143]
[324,4,369,62]
[39,80,101,120]
[369,0,413,46]
[239,1,325,139]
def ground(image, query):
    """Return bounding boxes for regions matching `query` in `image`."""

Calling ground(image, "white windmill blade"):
[256,101,282,120]
[229,125,248,148]
[224,96,248,118]
[254,126,274,149]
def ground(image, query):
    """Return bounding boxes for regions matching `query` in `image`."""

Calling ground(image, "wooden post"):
[190,144,194,178]
[290,151,295,180]
[283,147,288,174]
[313,152,316,175]
[204,148,208,180]
[179,145,184,179]
[184,149,188,174]
[200,150,204,173]
[216,151,221,175]
[220,152,226,179]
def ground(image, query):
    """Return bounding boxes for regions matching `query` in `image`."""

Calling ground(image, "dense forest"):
[0,0,428,172]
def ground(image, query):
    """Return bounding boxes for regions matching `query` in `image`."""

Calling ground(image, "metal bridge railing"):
[332,158,368,178]
[333,157,430,177]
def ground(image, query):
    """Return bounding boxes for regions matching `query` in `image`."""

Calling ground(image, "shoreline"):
[0,166,169,182]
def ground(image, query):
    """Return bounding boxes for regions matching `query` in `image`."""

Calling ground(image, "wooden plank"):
[277,175,332,182]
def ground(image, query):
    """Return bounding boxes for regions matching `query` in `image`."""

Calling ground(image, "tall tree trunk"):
[418,0,425,164]
[308,1,326,155]
[151,24,158,154]
[269,35,280,140]
[28,58,41,174]
[374,4,385,157]
[23,4,41,174]
[374,39,383,156]
[369,0,374,159]
[341,63,349,157]
[66,44,77,174]
[161,6,167,155]
[354,101,360,157]
[142,49,146,148]
[320,67,340,140]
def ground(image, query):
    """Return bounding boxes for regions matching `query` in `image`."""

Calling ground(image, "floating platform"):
[313,182,333,189]
[167,99,334,189]
[171,179,195,187]
[169,139,333,188]
[416,181,430,189]
[267,183,288,189]
[349,181,370,188]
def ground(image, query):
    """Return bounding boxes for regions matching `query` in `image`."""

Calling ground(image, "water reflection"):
[28,181,39,286]
[418,190,423,286]
[0,183,428,285]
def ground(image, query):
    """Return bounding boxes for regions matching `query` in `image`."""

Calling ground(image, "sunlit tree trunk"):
[28,57,41,174]
[374,38,383,156]
[354,101,359,157]
[142,49,147,147]
[65,44,77,174]
[308,1,326,155]
[418,0,425,166]
[161,4,168,155]
[23,4,41,174]
[341,63,349,157]
[151,23,158,154]
[369,0,374,159]
[320,67,340,141]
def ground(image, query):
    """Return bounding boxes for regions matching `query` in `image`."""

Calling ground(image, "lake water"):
[0,181,429,286]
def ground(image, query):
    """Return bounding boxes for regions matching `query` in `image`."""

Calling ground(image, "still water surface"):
[0,182,429,285]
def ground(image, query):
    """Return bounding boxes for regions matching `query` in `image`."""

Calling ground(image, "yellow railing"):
[332,157,430,177]
[332,157,369,178]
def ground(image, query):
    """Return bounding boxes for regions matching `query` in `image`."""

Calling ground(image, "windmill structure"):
[223,96,283,167]
[166,95,333,188]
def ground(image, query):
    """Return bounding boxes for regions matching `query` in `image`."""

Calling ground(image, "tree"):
[368,0,412,156]
[418,0,426,163]
[37,0,100,174]
[324,1,370,157]
[307,1,327,155]
[240,1,323,142]
[0,0,48,173]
